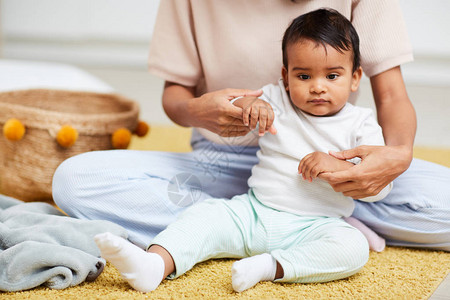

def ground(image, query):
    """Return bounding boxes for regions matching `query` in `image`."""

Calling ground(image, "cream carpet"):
[2,125,449,299]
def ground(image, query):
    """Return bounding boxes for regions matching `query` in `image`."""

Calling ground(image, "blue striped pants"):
[152,190,369,283]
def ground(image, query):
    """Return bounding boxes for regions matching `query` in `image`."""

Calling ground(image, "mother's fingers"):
[326,180,357,194]
[325,178,372,198]
[329,145,372,160]
[224,88,263,99]
[226,102,245,119]
[218,125,251,137]
[342,189,367,200]
[319,168,358,184]
[217,116,248,128]
[244,89,263,97]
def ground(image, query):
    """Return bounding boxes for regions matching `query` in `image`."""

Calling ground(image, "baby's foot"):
[94,232,165,292]
[231,253,277,292]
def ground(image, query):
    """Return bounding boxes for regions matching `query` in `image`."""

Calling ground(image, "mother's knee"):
[52,152,97,213]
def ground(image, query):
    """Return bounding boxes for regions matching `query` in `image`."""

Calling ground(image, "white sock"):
[94,232,165,293]
[344,217,386,252]
[231,253,277,292]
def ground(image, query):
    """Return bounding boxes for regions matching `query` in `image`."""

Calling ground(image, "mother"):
[53,0,450,250]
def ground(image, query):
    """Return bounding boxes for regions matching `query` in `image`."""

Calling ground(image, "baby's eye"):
[298,74,310,80]
[327,74,338,80]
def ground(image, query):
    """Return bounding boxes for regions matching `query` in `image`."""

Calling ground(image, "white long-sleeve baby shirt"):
[248,79,392,217]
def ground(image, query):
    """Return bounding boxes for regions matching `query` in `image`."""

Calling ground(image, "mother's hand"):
[319,145,412,199]
[189,88,263,137]
[162,82,263,137]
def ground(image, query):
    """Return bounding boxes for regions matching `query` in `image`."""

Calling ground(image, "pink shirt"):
[149,0,412,92]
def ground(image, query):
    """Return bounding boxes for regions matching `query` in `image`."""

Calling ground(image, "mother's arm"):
[320,66,416,199]
[162,81,263,137]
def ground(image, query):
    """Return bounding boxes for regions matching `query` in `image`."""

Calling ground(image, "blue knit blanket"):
[0,194,127,291]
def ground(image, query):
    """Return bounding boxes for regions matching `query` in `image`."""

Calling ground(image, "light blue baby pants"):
[151,190,369,283]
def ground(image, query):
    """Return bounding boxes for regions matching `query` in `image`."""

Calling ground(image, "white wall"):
[400,0,450,57]
[1,0,159,42]
[0,0,160,68]
[399,0,450,86]
[1,0,450,84]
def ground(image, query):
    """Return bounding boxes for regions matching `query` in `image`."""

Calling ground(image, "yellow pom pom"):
[3,118,26,141]
[56,125,78,148]
[112,128,131,149]
[135,121,150,137]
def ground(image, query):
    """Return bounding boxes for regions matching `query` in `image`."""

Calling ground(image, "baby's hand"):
[233,96,276,136]
[298,151,353,182]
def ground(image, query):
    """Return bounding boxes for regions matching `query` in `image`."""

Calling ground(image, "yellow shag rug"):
[2,125,450,300]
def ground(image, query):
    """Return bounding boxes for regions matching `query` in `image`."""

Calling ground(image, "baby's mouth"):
[309,98,329,103]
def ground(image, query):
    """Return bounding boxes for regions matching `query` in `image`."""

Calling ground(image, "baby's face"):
[282,39,361,116]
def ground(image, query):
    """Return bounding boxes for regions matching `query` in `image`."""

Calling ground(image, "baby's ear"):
[351,67,363,92]
[281,67,289,91]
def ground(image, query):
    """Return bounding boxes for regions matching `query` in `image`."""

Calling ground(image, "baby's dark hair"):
[282,8,360,72]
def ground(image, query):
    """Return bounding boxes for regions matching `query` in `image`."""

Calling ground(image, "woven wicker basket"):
[0,89,140,202]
